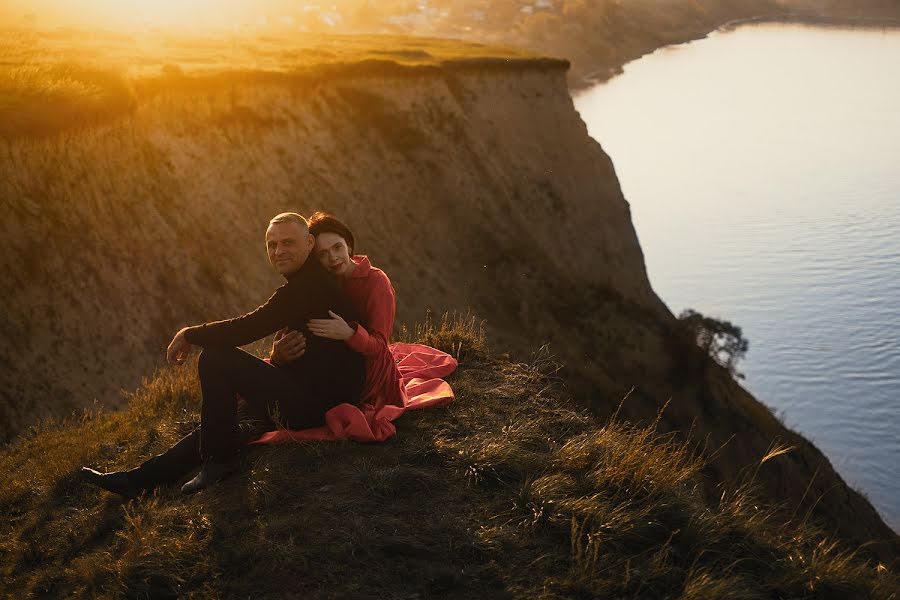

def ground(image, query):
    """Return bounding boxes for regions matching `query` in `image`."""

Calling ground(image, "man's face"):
[266,221,314,276]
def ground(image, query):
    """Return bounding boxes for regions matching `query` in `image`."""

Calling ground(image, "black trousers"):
[128,346,344,490]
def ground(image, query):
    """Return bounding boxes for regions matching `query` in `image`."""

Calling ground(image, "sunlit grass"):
[2,27,535,74]
[0,62,137,137]
[397,309,486,360]
[0,26,544,137]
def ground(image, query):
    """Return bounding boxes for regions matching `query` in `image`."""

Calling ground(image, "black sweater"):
[183,259,365,399]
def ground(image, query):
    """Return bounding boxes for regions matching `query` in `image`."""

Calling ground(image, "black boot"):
[80,467,140,500]
[180,459,236,494]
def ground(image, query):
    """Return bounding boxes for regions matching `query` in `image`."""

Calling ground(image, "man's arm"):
[166,328,192,365]
[182,287,289,349]
[270,327,306,366]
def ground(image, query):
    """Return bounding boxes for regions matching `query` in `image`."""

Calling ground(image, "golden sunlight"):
[98,0,230,27]
[1,0,328,30]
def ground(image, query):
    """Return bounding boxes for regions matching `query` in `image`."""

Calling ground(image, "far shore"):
[575,10,900,90]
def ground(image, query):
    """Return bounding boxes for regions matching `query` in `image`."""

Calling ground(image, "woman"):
[270,212,407,413]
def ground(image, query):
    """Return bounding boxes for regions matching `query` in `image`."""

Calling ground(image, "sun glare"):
[2,0,331,31]
[107,0,230,27]
[2,0,221,29]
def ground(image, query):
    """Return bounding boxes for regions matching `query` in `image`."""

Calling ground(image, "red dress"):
[252,256,457,443]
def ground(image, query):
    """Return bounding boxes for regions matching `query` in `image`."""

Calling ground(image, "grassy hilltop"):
[1,316,895,599]
[0,28,548,138]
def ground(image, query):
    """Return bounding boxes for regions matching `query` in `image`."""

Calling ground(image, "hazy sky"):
[1,0,365,29]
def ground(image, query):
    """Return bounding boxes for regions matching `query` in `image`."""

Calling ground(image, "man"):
[81,212,365,496]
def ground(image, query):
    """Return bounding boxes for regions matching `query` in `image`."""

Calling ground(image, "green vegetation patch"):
[1,316,893,598]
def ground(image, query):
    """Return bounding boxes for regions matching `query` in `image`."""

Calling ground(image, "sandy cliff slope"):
[0,59,895,556]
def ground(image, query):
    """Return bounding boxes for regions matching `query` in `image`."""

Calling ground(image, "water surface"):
[575,22,900,530]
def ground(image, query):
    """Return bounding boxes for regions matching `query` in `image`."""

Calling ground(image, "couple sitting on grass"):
[82,211,456,498]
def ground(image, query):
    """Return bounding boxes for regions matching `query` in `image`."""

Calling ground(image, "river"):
[574,22,900,531]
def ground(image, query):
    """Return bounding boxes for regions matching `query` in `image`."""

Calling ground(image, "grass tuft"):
[398,309,486,360]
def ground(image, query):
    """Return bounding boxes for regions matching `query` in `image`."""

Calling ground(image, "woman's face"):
[315,231,354,278]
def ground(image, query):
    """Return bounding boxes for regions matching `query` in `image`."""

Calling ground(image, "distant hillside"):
[458,0,900,87]
[1,322,896,598]
[0,33,896,560]
[5,0,899,94]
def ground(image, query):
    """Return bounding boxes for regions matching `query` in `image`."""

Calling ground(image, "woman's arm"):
[345,270,395,357]
[306,269,396,356]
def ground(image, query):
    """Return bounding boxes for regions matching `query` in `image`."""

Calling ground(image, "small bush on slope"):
[0,317,894,599]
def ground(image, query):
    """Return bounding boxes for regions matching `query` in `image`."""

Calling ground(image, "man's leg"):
[182,346,334,493]
[83,347,324,497]
[81,428,202,498]
[126,428,203,490]
[194,346,331,459]
[82,402,279,497]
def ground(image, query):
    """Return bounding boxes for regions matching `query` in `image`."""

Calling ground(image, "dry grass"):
[0,62,137,137]
[0,315,895,598]
[0,27,546,138]
[398,309,486,361]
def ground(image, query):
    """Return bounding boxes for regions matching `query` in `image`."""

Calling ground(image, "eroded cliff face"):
[0,62,894,555]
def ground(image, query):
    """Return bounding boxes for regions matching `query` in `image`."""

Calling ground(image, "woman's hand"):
[308,310,356,341]
[270,327,307,366]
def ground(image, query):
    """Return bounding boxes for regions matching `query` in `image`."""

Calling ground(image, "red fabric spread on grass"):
[251,343,457,443]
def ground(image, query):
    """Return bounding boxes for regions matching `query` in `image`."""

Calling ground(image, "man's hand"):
[271,327,307,366]
[308,310,355,341]
[166,328,193,365]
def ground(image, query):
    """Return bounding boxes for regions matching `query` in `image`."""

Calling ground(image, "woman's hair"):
[308,211,355,255]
